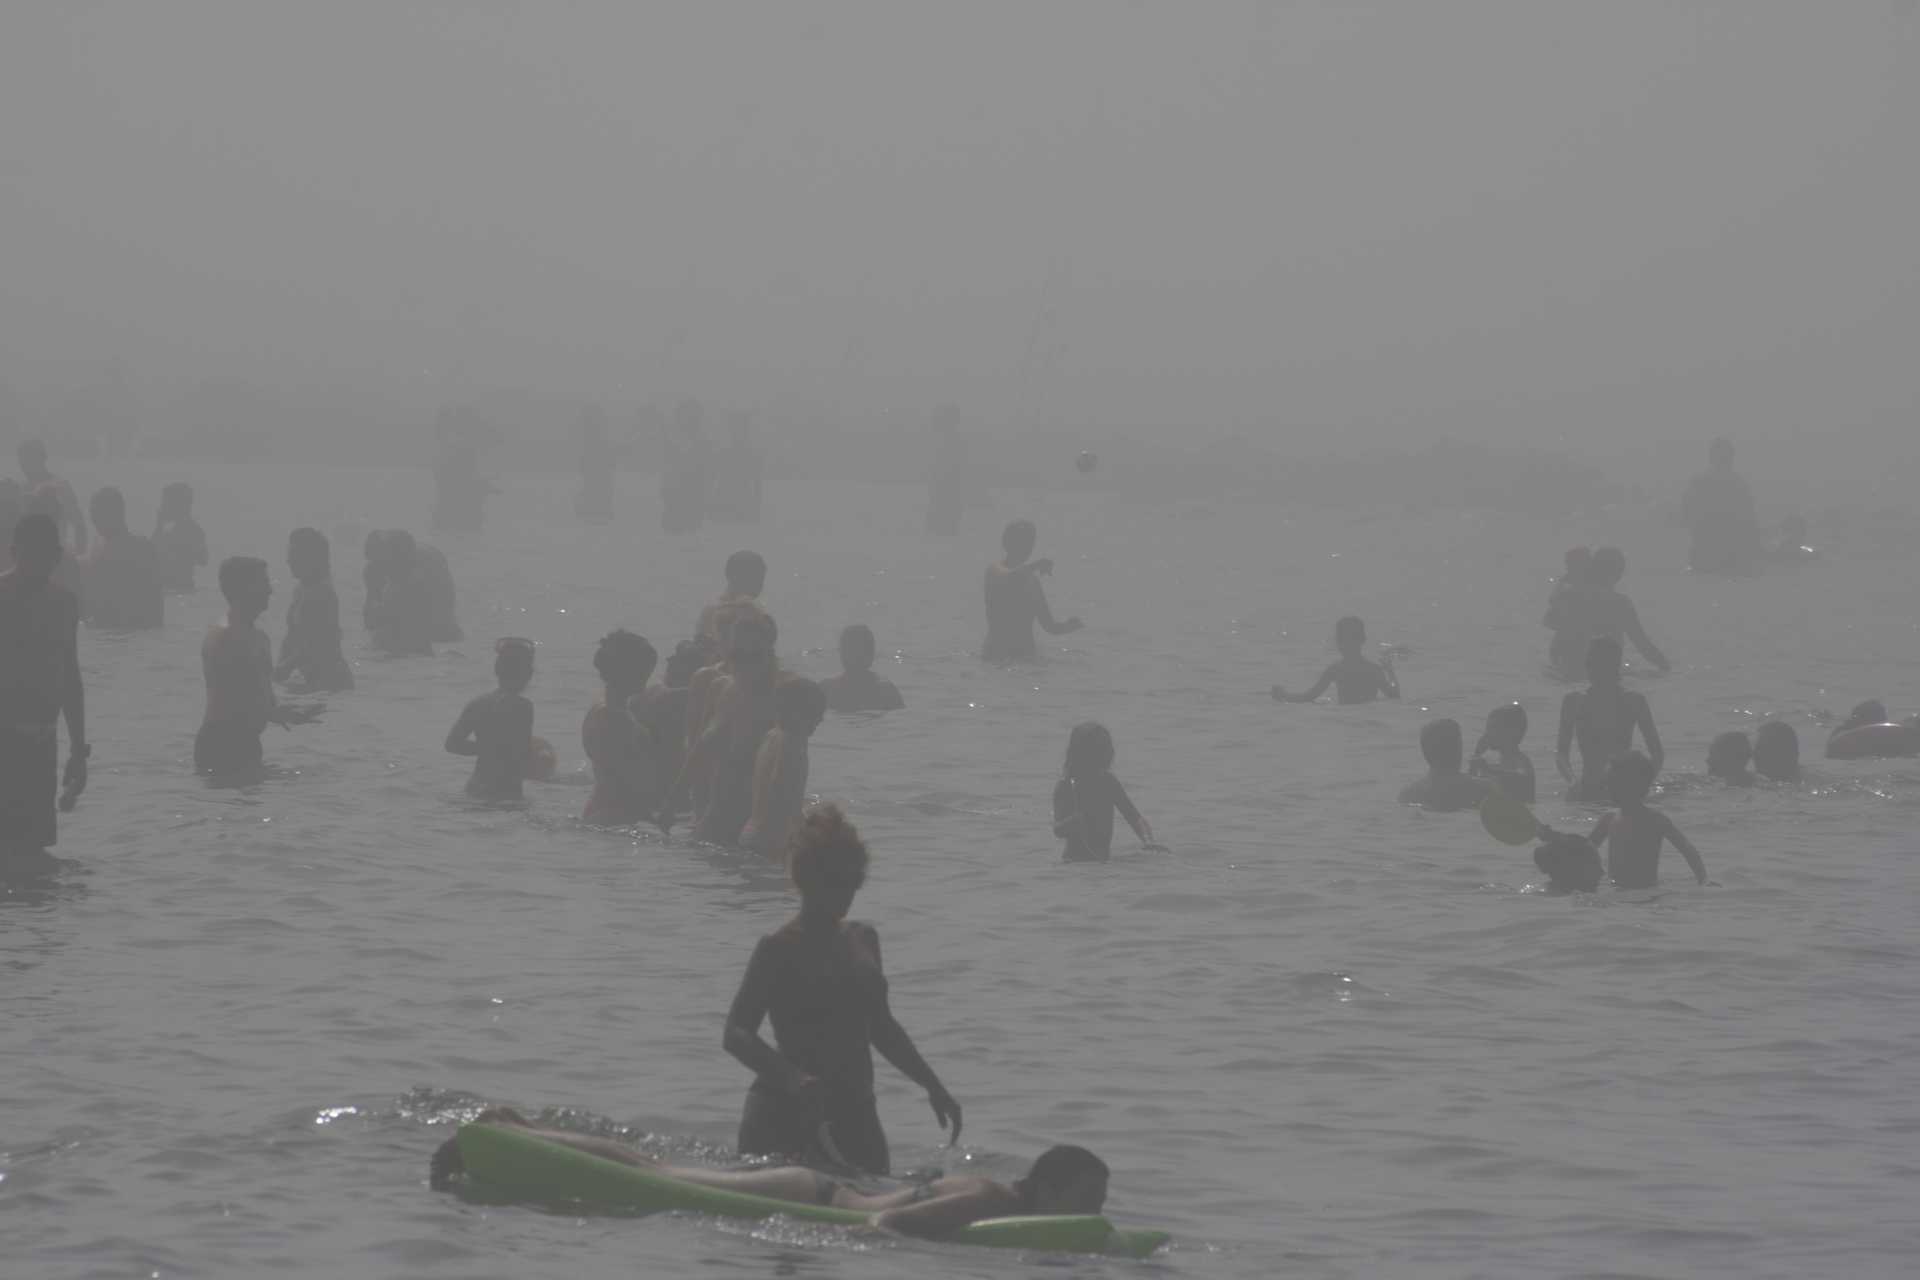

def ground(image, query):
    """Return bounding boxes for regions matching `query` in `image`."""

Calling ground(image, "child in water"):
[1469,702,1535,803]
[445,638,536,802]
[152,482,208,593]
[198,557,313,778]
[743,676,827,857]
[1706,731,1754,785]
[1586,750,1710,889]
[1052,722,1160,861]
[1273,616,1399,704]
[275,528,354,692]
[820,624,905,713]
[582,629,660,825]
[1398,718,1489,812]
[1556,636,1663,802]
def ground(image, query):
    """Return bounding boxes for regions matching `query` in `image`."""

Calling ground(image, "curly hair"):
[787,803,868,899]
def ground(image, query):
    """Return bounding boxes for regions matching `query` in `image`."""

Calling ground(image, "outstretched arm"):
[871,1187,1005,1240]
[1028,573,1082,636]
[1635,695,1665,776]
[1621,601,1670,672]
[1112,778,1154,845]
[1279,663,1338,704]
[1664,816,1708,884]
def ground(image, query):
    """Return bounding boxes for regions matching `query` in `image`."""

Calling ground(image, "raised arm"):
[1663,815,1709,885]
[722,938,805,1092]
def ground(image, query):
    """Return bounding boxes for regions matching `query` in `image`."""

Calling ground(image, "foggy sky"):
[3,2,1915,451]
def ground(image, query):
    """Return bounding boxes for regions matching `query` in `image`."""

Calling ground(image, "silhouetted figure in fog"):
[0,514,87,853]
[710,411,765,524]
[925,406,968,536]
[722,804,962,1173]
[16,440,85,551]
[1753,721,1801,782]
[80,487,162,631]
[152,482,208,593]
[1469,702,1535,803]
[364,530,435,656]
[699,550,767,644]
[275,528,353,692]
[416,539,462,643]
[742,675,825,857]
[821,624,904,713]
[0,481,22,572]
[1273,616,1398,704]
[198,556,306,779]
[431,411,492,534]
[660,398,712,535]
[1545,546,1669,678]
[576,407,617,525]
[581,629,660,825]
[663,606,779,846]
[1586,750,1709,888]
[1707,731,1755,785]
[981,520,1080,663]
[1681,437,1760,575]
[1542,546,1590,653]
[445,638,536,803]
[1556,636,1664,802]
[1399,718,1489,812]
[1052,721,1158,861]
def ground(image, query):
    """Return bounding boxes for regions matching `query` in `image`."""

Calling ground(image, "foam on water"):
[3,459,1919,1278]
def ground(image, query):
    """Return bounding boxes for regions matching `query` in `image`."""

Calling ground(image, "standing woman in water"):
[723,805,962,1175]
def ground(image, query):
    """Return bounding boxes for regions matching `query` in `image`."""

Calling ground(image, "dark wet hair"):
[1003,519,1037,558]
[787,804,868,900]
[1846,699,1887,727]
[1020,1145,1109,1205]
[839,623,875,661]
[89,486,126,528]
[594,629,657,686]
[1064,721,1115,779]
[1420,718,1463,771]
[1610,749,1657,794]
[219,555,268,602]
[664,638,712,687]
[775,675,826,729]
[288,527,331,580]
[1591,546,1626,584]
[1707,731,1752,778]
[1754,721,1799,780]
[724,550,766,592]
[1488,702,1527,740]
[12,511,59,553]
[494,637,535,690]
[1335,615,1365,650]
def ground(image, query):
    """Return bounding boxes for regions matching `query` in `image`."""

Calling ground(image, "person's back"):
[1550,548,1669,677]
[744,677,825,856]
[821,624,905,713]
[1051,722,1155,860]
[277,529,353,692]
[416,542,463,643]
[367,531,435,655]
[152,483,207,593]
[582,630,659,825]
[447,639,535,802]
[983,520,1080,663]
[1399,718,1488,812]
[1682,438,1759,575]
[198,558,278,777]
[81,488,162,631]
[1557,637,1662,801]
[1589,750,1709,889]
[1275,616,1398,704]
[1469,702,1535,803]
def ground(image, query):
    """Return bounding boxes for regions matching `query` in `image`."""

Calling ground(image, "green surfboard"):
[454,1123,1168,1258]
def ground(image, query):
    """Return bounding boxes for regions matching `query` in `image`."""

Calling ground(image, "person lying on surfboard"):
[429,1108,1109,1240]
[724,804,961,1174]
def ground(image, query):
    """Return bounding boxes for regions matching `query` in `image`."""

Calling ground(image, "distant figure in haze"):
[821,624,905,713]
[80,486,163,630]
[698,550,767,644]
[981,520,1080,663]
[1706,731,1755,785]
[152,482,208,593]
[925,405,968,536]
[0,514,88,854]
[415,539,463,643]
[1586,750,1709,888]
[1534,830,1604,894]
[0,481,22,572]
[25,484,82,598]
[1273,616,1399,704]
[1824,700,1920,760]
[1469,702,1535,803]
[660,398,712,535]
[664,607,780,846]
[1557,636,1664,802]
[431,413,490,533]
[1753,721,1801,782]
[363,531,436,655]
[1545,546,1669,678]
[743,676,827,857]
[723,804,962,1173]
[1399,718,1489,812]
[644,638,712,818]
[275,528,353,692]
[445,638,536,803]
[16,439,85,551]
[709,411,765,524]
[575,406,617,525]
[1680,437,1760,575]
[581,629,660,825]
[1052,721,1159,861]
[1542,547,1591,647]
[198,556,304,779]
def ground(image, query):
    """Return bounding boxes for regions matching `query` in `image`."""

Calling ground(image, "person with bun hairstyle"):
[723,805,961,1174]
[581,629,659,824]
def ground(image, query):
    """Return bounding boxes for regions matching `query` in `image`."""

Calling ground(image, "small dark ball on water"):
[1076,451,1098,474]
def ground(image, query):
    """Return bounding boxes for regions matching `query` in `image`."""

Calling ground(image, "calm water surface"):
[4,459,1917,1279]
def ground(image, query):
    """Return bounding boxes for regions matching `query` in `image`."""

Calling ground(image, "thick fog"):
[3,2,1916,486]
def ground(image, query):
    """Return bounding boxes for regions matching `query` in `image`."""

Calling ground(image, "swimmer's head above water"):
[664,638,712,688]
[775,675,826,736]
[219,555,272,619]
[1707,731,1753,782]
[594,628,657,691]
[1420,718,1464,773]
[728,607,777,675]
[1590,546,1627,588]
[1753,721,1800,781]
[788,804,867,920]
[724,550,767,598]
[1478,703,1527,754]
[838,624,876,674]
[494,637,535,693]
[287,528,331,583]
[1334,615,1366,656]
[1002,519,1038,566]
[88,486,128,538]
[1608,749,1657,807]
[1063,721,1116,781]
[1012,1145,1109,1216]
